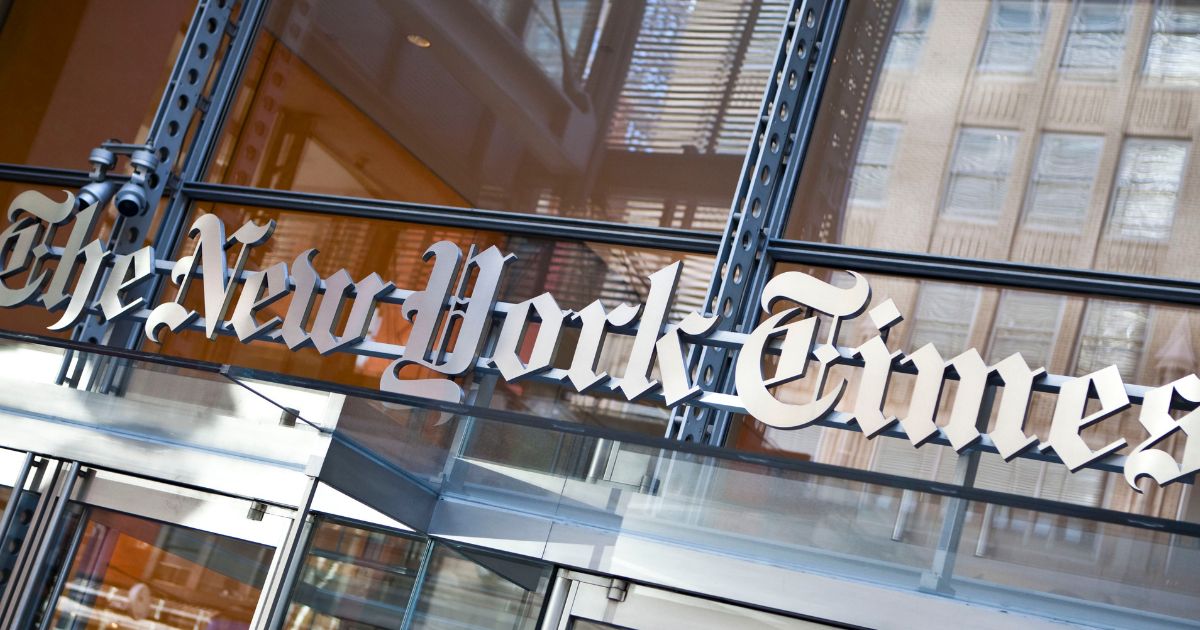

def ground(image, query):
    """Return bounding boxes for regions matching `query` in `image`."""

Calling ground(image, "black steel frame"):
[0,0,1197,622]
[0,0,1193,497]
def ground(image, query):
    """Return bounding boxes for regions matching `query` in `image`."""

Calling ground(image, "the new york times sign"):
[1,190,1195,490]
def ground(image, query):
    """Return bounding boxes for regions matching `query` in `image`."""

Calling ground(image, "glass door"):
[9,465,291,629]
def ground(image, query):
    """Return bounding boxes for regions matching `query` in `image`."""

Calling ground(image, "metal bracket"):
[674,0,847,444]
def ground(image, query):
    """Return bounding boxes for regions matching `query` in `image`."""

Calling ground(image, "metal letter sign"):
[2,190,1197,490]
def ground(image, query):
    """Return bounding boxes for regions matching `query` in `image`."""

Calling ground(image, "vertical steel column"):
[256,476,319,629]
[399,541,438,630]
[674,0,848,444]
[0,458,56,621]
[920,386,997,593]
[72,0,242,357]
[66,0,270,388]
[0,452,36,594]
[3,461,84,629]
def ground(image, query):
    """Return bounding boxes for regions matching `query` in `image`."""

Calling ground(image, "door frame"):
[0,457,298,628]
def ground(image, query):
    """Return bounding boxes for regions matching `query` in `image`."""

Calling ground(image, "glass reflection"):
[727,265,1194,524]
[282,521,550,630]
[43,506,272,629]
[208,0,789,228]
[788,0,1200,280]
[0,0,193,169]
[284,520,428,629]
[409,544,551,630]
[441,417,1200,626]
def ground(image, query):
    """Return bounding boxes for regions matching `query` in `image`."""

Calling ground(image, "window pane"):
[978,0,1048,73]
[884,0,936,70]
[849,122,902,204]
[1075,299,1150,379]
[285,520,428,627]
[907,281,981,355]
[986,290,1065,365]
[1145,0,1200,84]
[0,0,193,169]
[1107,139,1189,241]
[1059,0,1130,79]
[941,129,1019,220]
[410,544,551,630]
[43,506,272,628]
[1023,133,1104,229]
[208,0,789,229]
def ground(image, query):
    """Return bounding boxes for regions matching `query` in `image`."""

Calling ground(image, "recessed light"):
[407,34,431,48]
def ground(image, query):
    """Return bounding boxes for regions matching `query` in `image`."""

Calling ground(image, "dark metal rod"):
[9,461,81,628]
[180,182,725,254]
[0,164,116,188]
[399,541,436,630]
[768,238,1200,306]
[262,476,318,628]
[0,452,35,560]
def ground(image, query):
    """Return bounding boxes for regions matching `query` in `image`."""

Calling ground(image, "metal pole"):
[919,386,996,593]
[676,0,849,445]
[399,541,437,630]
[0,452,35,553]
[258,475,319,629]
[0,458,57,622]
[8,461,83,629]
[537,570,573,630]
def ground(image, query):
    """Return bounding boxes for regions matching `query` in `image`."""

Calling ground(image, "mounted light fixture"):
[76,147,119,210]
[115,149,160,217]
[406,34,431,48]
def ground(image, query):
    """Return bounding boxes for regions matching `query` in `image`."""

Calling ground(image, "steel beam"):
[675,0,848,444]
[180,182,725,255]
[769,237,1200,306]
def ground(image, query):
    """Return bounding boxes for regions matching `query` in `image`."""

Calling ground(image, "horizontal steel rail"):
[0,164,116,189]
[769,237,1200,306]
[6,166,1200,309]
[181,182,726,255]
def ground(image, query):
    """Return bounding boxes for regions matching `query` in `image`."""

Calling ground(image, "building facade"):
[0,0,1195,628]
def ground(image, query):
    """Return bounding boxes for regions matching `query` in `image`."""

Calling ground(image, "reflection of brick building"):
[745,0,1199,523]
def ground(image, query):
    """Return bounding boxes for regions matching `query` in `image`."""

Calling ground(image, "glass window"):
[941,128,1020,221]
[410,544,552,629]
[1074,299,1150,379]
[1144,0,1200,84]
[786,0,1200,281]
[208,0,789,229]
[281,520,552,629]
[520,0,605,82]
[1059,0,1131,80]
[1106,138,1189,241]
[41,506,272,628]
[1022,133,1105,231]
[987,290,1065,366]
[907,282,981,355]
[978,0,1049,74]
[849,122,903,205]
[285,520,429,627]
[0,0,193,168]
[884,0,936,70]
